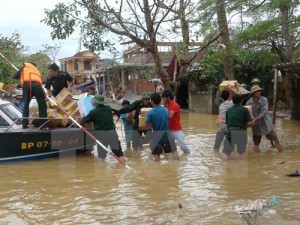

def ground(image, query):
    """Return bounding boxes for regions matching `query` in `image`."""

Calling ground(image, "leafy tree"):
[42,43,62,63]
[0,32,28,83]
[42,0,223,90]
[25,53,52,81]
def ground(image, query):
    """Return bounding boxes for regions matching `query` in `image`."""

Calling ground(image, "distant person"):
[45,63,73,97]
[161,90,190,154]
[120,100,133,148]
[81,94,126,163]
[213,89,233,152]
[13,61,47,129]
[117,91,152,151]
[222,94,253,160]
[140,93,179,161]
[246,86,283,152]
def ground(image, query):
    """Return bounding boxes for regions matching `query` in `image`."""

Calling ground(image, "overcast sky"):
[0,0,104,61]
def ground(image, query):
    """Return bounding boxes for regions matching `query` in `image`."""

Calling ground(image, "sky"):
[0,0,108,61]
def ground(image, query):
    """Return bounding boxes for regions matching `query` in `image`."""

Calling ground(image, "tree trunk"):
[279,2,293,62]
[279,2,296,117]
[216,0,235,80]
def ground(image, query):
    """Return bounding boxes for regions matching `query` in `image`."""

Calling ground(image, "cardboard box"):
[64,100,78,113]
[139,115,146,126]
[46,109,63,127]
[219,80,238,91]
[55,88,72,106]
[140,108,152,117]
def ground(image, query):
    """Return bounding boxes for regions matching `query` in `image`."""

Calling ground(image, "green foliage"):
[25,53,52,81]
[189,48,278,90]
[238,19,280,45]
[0,33,28,84]
[42,3,77,40]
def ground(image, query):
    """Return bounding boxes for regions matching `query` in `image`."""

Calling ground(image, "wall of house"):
[125,79,156,95]
[188,83,218,114]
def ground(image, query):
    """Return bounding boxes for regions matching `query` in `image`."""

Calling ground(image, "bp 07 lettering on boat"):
[21,138,79,150]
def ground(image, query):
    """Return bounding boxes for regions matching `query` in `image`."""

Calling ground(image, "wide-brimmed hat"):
[141,91,151,99]
[250,86,263,95]
[238,86,250,95]
[251,78,262,84]
[92,94,105,104]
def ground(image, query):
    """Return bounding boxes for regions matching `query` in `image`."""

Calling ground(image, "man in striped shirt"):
[213,89,233,151]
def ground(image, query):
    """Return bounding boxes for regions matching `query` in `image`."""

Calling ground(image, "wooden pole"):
[272,69,278,124]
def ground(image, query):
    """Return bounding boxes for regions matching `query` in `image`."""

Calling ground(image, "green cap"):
[250,86,263,95]
[92,94,105,104]
[251,78,261,84]
[141,91,151,99]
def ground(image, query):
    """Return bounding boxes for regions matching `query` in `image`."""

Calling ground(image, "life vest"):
[20,62,42,86]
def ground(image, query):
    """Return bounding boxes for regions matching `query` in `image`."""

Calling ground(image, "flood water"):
[0,112,299,225]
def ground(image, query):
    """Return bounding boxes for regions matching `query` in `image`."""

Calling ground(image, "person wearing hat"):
[13,61,47,129]
[45,63,73,97]
[246,86,283,152]
[117,91,152,150]
[81,94,126,163]
[250,78,262,87]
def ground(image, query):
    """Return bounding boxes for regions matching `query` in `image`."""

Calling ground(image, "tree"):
[26,53,52,81]
[42,0,223,90]
[42,43,62,63]
[0,32,28,83]
[216,0,235,80]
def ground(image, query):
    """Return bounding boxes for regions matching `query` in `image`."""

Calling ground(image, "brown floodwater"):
[0,112,299,225]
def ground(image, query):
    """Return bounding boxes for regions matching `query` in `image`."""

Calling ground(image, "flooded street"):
[0,112,299,225]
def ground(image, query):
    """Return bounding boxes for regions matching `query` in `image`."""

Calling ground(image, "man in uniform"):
[81,94,126,164]
[45,63,73,97]
[117,91,152,150]
[14,61,47,129]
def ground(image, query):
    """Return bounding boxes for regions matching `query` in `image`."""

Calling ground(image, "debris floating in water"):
[230,196,282,225]
[286,170,299,177]
[178,203,182,209]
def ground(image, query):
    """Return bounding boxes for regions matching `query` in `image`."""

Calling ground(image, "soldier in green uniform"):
[117,91,152,150]
[81,94,126,163]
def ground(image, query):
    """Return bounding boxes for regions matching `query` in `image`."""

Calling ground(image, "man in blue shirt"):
[140,93,179,162]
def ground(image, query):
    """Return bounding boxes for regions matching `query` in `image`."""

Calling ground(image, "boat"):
[0,99,90,163]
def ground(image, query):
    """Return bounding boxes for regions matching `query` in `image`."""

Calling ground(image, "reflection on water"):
[0,112,299,224]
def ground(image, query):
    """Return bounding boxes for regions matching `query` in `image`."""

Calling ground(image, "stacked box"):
[64,100,78,115]
[219,80,238,92]
[55,88,72,106]
[47,109,63,127]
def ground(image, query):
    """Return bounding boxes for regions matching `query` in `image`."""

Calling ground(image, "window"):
[0,103,22,125]
[0,115,9,127]
[84,60,92,70]
[74,61,78,70]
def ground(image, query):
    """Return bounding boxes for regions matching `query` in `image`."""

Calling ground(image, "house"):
[59,50,100,86]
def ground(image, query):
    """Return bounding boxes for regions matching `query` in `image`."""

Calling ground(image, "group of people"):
[80,89,190,163]
[213,78,283,160]
[13,61,73,129]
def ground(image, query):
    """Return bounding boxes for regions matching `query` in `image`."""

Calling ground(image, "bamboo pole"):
[272,69,278,124]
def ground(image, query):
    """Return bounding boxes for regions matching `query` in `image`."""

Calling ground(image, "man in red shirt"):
[162,90,190,154]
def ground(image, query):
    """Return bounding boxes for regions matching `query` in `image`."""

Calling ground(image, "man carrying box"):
[45,63,73,97]
[117,91,152,151]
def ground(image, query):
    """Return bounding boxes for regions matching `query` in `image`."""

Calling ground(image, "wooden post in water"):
[272,69,278,124]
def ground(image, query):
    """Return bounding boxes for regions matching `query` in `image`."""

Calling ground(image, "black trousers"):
[22,82,47,126]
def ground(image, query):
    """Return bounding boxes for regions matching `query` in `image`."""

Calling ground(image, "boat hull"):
[0,128,88,163]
